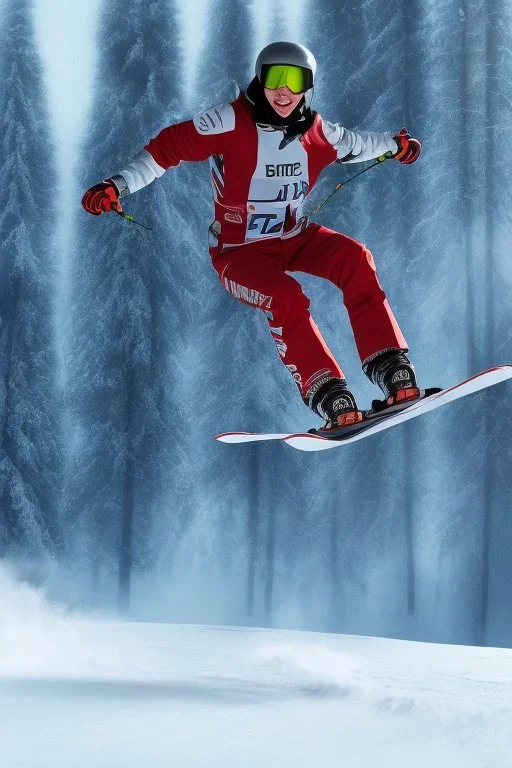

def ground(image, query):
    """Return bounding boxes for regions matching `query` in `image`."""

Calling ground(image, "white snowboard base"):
[215,366,512,452]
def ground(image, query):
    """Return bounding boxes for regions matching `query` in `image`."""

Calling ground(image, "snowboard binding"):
[367,386,442,418]
[306,353,442,441]
[308,378,364,437]
[310,386,442,440]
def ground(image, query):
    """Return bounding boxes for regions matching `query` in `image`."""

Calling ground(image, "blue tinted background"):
[1,0,511,647]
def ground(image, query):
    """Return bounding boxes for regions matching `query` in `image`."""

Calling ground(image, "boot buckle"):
[336,410,364,427]
[387,387,420,407]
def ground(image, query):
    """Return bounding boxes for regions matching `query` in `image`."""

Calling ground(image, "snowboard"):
[214,366,512,452]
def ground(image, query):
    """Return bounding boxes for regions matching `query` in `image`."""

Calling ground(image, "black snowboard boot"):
[309,377,364,430]
[363,349,421,412]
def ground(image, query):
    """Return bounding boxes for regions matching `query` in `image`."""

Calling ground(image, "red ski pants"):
[210,223,407,400]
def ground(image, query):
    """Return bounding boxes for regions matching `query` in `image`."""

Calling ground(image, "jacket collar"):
[243,77,316,148]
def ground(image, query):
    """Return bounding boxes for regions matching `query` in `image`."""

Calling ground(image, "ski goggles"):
[262,64,312,94]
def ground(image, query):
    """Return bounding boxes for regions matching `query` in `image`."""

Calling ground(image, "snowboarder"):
[82,41,431,436]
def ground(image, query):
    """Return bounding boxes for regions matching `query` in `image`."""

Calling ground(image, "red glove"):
[81,179,121,215]
[393,127,421,164]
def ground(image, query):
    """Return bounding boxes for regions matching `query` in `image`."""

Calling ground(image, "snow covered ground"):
[1,572,511,767]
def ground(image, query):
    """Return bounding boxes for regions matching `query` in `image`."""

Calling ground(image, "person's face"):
[264,85,303,118]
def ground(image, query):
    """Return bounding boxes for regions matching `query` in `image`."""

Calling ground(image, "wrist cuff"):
[107,175,130,198]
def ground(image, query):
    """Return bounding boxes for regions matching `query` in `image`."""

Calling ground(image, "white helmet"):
[255,41,317,108]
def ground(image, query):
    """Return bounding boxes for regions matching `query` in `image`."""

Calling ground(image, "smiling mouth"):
[274,98,292,107]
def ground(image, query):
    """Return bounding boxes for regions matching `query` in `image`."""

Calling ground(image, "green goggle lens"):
[263,64,307,94]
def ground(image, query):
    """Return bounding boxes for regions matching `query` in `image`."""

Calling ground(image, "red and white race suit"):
[115,94,408,402]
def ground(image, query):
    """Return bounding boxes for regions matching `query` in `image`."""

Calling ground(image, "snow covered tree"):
[157,0,274,624]
[476,0,511,645]
[0,0,63,561]
[64,0,189,610]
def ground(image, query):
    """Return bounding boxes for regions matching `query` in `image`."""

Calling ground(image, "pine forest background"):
[1,0,511,647]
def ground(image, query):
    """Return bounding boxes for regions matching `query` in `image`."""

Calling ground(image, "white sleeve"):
[322,119,398,164]
[112,149,166,196]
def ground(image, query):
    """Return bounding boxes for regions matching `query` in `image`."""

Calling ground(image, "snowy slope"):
[1,575,511,767]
